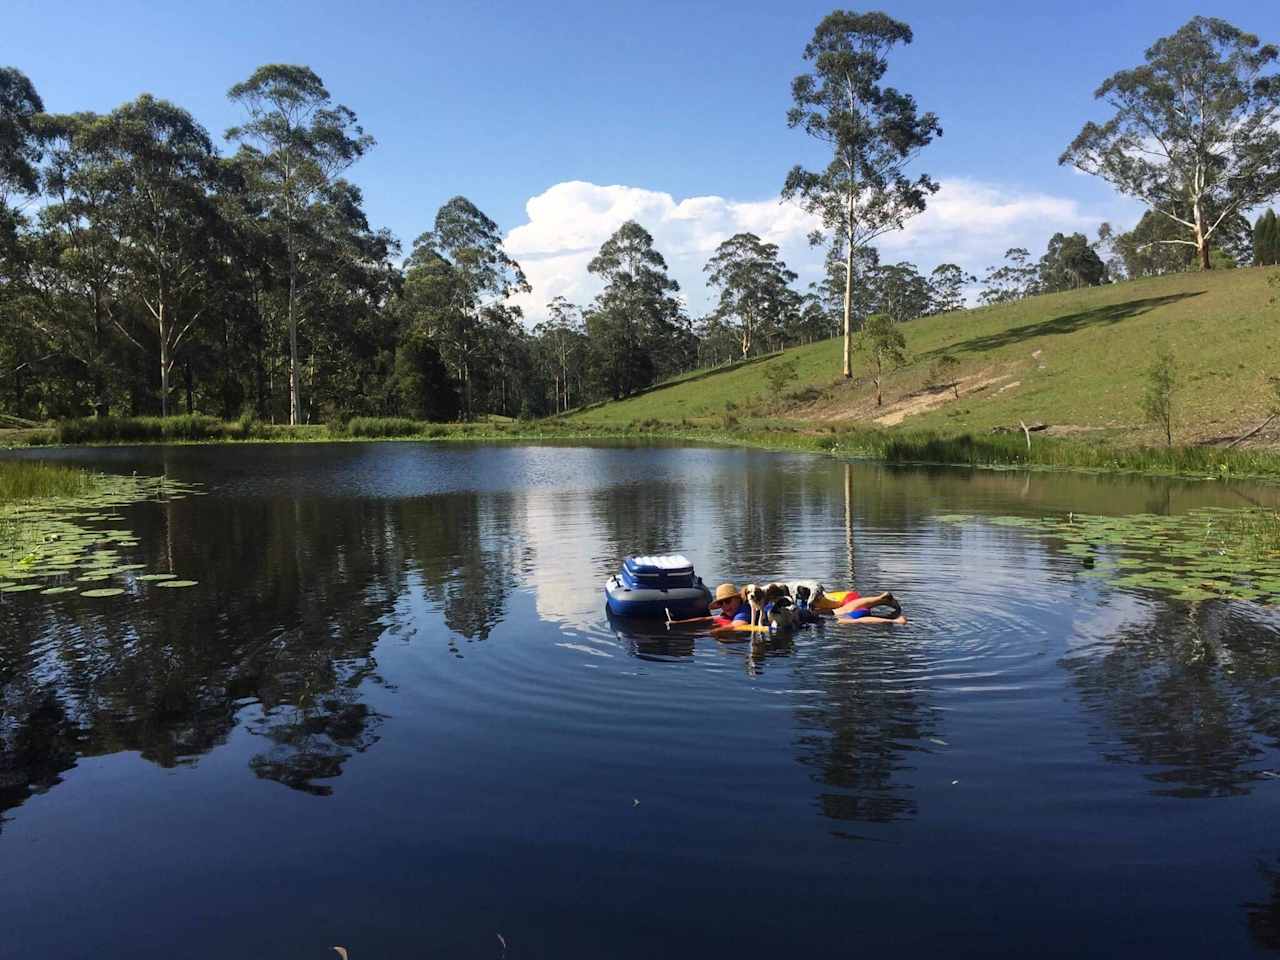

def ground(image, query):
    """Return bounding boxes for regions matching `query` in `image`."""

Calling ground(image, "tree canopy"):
[1060,16,1280,270]
[704,232,799,359]
[227,64,374,424]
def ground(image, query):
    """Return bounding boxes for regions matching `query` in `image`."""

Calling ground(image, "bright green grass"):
[571,266,1280,441]
[0,461,92,504]
[568,341,841,425]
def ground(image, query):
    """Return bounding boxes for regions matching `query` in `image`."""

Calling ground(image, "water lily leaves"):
[80,587,126,598]
[953,507,1280,606]
[990,516,1040,527]
[40,585,78,595]
[1,472,204,599]
[154,579,198,589]
[0,583,43,593]
[135,573,176,582]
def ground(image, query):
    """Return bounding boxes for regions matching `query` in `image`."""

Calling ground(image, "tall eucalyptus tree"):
[783,11,941,378]
[1061,17,1280,271]
[585,221,682,399]
[106,96,222,415]
[409,196,528,418]
[227,65,373,423]
[703,232,798,358]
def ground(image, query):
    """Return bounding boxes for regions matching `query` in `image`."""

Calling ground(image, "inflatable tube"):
[604,575,711,619]
[709,589,860,636]
[813,589,858,611]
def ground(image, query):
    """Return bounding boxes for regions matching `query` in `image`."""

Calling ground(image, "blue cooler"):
[605,554,711,618]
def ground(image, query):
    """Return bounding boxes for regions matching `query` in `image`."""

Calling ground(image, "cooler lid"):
[624,554,695,576]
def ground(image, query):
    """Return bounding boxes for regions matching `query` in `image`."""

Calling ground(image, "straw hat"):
[709,583,741,609]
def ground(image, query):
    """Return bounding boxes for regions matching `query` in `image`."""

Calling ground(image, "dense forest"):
[0,14,1276,423]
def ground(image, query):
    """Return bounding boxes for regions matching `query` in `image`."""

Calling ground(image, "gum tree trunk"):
[842,233,854,379]
[158,299,170,417]
[287,250,302,424]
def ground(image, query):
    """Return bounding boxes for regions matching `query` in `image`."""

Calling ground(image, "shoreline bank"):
[3,415,1280,485]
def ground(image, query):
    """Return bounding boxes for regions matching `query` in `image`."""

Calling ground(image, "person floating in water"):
[665,583,749,627]
[666,583,907,628]
[831,591,907,625]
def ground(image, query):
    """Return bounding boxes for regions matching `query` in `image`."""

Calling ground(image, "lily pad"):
[80,587,126,598]
[2,472,204,587]
[0,583,44,593]
[135,573,177,582]
[972,506,1280,606]
[154,579,199,589]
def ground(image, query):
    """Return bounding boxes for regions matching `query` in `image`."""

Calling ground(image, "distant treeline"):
[1,9,1276,423]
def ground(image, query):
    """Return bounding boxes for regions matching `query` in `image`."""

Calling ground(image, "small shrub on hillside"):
[1141,350,1178,447]
[858,313,908,407]
[764,357,798,394]
[927,355,961,399]
[783,384,823,405]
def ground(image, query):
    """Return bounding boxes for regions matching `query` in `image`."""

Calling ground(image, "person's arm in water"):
[666,608,716,626]
[708,601,754,640]
[672,600,751,633]
[667,590,746,628]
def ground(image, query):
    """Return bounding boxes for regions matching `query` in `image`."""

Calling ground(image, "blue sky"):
[9,0,1275,316]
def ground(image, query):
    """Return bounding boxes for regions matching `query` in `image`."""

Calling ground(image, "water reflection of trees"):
[0,484,527,825]
[789,632,937,828]
[1247,858,1280,952]
[395,492,523,642]
[1062,600,1280,799]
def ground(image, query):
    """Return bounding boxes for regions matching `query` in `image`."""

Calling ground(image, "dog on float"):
[766,593,799,632]
[787,581,826,624]
[745,583,767,627]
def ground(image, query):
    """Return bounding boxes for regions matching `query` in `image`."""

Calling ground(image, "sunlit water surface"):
[2,442,1280,958]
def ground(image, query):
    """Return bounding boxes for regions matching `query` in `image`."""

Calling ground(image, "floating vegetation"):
[940,508,1280,603]
[0,471,203,601]
[154,579,199,588]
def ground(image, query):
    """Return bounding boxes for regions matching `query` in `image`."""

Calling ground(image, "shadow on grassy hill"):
[569,350,783,415]
[948,291,1205,356]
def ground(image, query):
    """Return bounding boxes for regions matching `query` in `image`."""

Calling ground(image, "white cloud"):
[504,178,1132,323]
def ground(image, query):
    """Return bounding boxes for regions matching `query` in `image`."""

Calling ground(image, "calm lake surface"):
[3,442,1280,958]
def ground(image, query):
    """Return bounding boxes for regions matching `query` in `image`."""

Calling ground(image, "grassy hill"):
[571,266,1280,446]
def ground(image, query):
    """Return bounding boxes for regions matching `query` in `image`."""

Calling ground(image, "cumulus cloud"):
[504,178,1129,322]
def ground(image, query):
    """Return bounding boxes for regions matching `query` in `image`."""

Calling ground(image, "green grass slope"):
[572,266,1280,444]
